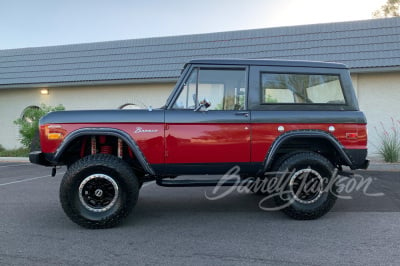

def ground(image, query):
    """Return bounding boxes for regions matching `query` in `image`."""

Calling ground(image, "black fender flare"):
[53,127,155,175]
[263,130,352,171]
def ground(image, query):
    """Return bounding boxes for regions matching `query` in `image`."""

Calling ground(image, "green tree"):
[373,0,400,17]
[14,104,65,148]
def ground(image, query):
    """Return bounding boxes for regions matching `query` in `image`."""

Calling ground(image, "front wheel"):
[60,154,139,229]
[273,152,338,220]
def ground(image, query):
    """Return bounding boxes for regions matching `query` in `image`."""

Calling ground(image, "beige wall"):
[0,83,175,149]
[1,73,399,160]
[352,72,400,158]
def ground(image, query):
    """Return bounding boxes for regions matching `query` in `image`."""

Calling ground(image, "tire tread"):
[274,152,337,220]
[60,154,138,229]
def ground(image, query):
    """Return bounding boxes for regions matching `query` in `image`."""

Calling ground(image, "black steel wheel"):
[60,154,139,229]
[78,173,119,212]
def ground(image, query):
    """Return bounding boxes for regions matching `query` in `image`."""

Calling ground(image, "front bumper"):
[29,151,53,166]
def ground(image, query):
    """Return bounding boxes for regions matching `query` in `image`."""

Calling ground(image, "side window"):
[173,68,247,110]
[261,73,345,104]
[173,70,198,109]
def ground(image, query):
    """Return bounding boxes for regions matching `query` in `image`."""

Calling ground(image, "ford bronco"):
[30,59,369,228]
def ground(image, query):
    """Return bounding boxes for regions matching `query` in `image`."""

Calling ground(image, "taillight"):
[346,132,358,139]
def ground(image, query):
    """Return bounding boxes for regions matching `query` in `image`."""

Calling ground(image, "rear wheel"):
[250,152,301,195]
[60,154,138,229]
[273,152,338,220]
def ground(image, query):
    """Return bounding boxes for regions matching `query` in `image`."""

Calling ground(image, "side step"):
[156,178,255,187]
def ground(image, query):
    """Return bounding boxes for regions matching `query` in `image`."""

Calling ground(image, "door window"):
[173,68,247,110]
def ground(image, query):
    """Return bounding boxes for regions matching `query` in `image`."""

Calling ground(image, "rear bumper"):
[344,149,369,170]
[353,159,369,170]
[29,151,54,166]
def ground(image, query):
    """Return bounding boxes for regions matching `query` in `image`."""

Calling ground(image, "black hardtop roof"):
[188,59,347,69]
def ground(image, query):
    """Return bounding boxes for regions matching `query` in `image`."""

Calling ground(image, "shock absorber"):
[117,138,123,158]
[98,136,113,154]
[100,145,113,154]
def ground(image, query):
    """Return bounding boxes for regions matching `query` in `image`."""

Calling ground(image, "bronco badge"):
[134,127,158,133]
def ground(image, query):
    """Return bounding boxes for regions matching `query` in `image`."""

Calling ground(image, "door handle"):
[235,112,249,117]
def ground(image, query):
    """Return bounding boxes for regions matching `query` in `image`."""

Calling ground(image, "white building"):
[0,17,399,158]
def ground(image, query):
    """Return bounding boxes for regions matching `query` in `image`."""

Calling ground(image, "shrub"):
[375,118,400,163]
[0,147,29,157]
[13,104,65,148]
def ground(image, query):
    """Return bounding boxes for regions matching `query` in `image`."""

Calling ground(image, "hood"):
[40,109,165,125]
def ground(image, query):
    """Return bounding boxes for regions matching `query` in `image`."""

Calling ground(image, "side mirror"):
[194,98,211,112]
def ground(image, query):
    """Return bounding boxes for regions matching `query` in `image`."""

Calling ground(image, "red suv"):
[30,59,369,228]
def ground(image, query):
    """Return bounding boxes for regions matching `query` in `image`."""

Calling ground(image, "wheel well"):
[269,137,345,169]
[59,135,146,176]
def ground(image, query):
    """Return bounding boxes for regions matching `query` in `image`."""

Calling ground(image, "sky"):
[0,0,388,50]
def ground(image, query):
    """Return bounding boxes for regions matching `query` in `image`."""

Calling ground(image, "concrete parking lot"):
[0,162,399,265]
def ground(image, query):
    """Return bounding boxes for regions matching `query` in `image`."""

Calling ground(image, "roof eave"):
[0,77,179,90]
[350,66,400,74]
[1,65,399,90]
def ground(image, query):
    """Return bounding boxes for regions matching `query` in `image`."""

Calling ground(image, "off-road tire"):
[250,152,302,195]
[274,152,338,220]
[60,154,139,229]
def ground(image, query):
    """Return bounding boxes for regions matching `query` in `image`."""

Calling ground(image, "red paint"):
[40,123,165,164]
[251,123,367,162]
[40,122,367,165]
[165,123,250,164]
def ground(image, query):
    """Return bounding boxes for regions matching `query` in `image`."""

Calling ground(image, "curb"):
[0,157,30,163]
[364,162,400,172]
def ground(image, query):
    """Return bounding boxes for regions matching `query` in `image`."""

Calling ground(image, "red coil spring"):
[100,145,112,154]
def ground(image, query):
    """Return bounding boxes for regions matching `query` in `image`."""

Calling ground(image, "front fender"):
[54,128,155,175]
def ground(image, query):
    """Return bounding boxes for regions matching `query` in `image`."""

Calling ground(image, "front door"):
[164,66,250,175]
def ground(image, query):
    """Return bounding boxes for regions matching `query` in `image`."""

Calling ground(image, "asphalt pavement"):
[0,162,399,265]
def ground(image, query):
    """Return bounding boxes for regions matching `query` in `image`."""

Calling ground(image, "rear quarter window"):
[261,73,346,105]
